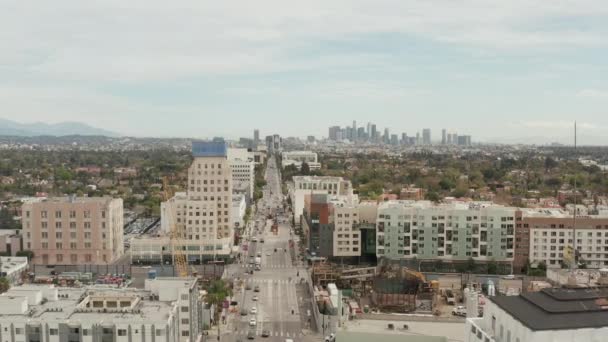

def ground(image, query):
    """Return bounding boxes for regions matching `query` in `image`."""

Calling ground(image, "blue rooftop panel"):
[192,141,227,157]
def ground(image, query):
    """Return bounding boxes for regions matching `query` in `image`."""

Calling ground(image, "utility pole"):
[570,122,578,276]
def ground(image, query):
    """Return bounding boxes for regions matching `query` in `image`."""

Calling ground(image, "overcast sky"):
[1,1,608,143]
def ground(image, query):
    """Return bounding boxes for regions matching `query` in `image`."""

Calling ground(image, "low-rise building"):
[0,256,28,285]
[521,208,608,270]
[0,278,198,342]
[467,287,608,342]
[291,176,353,221]
[281,151,321,171]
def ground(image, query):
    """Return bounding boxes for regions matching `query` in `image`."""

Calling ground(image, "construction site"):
[308,258,527,319]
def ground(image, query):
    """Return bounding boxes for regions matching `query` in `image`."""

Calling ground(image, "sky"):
[1,1,608,144]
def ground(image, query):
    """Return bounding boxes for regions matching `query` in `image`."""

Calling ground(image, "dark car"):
[261,330,270,337]
[247,330,256,340]
[254,285,260,292]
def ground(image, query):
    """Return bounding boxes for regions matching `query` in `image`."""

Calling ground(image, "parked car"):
[254,285,260,292]
[240,308,248,316]
[261,330,270,337]
[452,305,467,317]
[247,330,256,340]
[324,333,336,342]
[249,318,257,326]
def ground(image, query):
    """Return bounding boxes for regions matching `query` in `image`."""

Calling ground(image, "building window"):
[117,329,127,336]
[181,318,189,324]
[50,329,58,335]
[82,329,89,336]
[155,329,164,336]
[181,330,190,337]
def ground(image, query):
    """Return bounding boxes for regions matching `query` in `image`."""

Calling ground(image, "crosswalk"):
[244,278,299,284]
[234,330,305,338]
[241,264,293,269]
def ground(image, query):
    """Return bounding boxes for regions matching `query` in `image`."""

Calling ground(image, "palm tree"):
[205,279,233,341]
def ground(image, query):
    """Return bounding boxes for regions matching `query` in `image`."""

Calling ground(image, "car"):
[257,252,262,257]
[245,284,252,290]
[240,308,248,316]
[266,252,271,256]
[324,333,336,342]
[260,238,265,243]
[261,330,270,337]
[452,305,467,317]
[247,330,256,340]
[250,307,257,314]
[502,274,516,280]
[249,318,257,326]
[254,285,260,292]
[255,265,261,271]
[252,295,259,301]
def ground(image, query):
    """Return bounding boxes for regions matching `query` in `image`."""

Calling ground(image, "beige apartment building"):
[21,197,124,265]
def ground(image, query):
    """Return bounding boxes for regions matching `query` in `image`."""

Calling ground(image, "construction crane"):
[163,176,189,278]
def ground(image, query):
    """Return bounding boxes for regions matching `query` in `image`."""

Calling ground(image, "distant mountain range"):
[0,118,120,137]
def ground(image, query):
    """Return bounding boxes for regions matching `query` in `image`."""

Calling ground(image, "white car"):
[252,295,259,301]
[452,305,467,317]
[249,318,257,326]
[250,307,257,314]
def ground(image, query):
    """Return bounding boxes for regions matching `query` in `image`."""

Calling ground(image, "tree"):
[544,157,558,171]
[0,277,9,294]
[16,250,34,261]
[466,257,476,272]
[300,162,310,175]
[205,279,233,338]
[487,259,498,274]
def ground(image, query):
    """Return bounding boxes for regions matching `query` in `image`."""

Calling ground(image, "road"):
[222,155,316,342]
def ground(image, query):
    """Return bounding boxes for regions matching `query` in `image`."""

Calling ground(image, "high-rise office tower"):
[447,132,453,144]
[367,122,371,139]
[371,124,377,141]
[416,132,421,145]
[441,129,446,145]
[328,126,340,140]
[401,133,408,145]
[352,121,357,140]
[253,129,260,146]
[422,128,431,145]
[383,128,390,144]
[390,134,399,146]
[357,127,366,141]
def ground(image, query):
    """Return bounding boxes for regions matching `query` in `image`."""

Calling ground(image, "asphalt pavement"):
[221,155,316,342]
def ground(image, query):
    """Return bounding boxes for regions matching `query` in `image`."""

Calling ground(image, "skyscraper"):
[383,128,390,144]
[367,122,371,139]
[441,129,446,145]
[422,128,431,145]
[352,120,357,140]
[371,124,377,141]
[328,126,340,140]
[253,129,260,145]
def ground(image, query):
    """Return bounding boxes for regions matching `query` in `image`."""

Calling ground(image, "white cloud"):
[1,0,607,83]
[577,89,608,98]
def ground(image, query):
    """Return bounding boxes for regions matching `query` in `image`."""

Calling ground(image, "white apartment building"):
[21,196,124,265]
[133,141,233,263]
[523,208,608,269]
[0,278,199,342]
[376,201,516,263]
[467,287,608,342]
[0,256,28,285]
[291,176,354,221]
[281,151,321,171]
[226,148,255,199]
[232,194,247,229]
[329,202,361,257]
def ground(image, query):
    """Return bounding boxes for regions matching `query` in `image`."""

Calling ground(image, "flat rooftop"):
[341,318,461,342]
[491,287,608,331]
[0,285,176,324]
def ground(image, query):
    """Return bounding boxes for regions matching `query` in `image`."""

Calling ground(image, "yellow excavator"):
[163,176,189,278]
